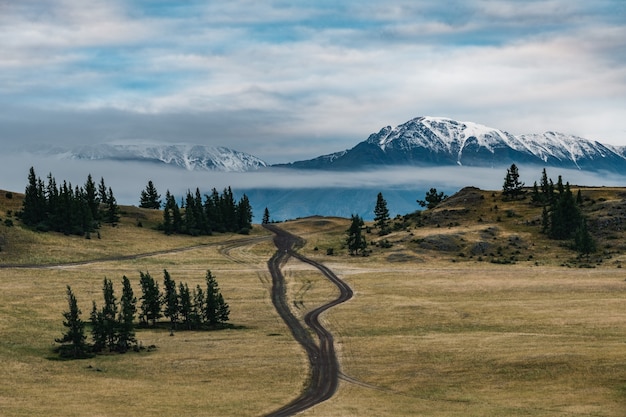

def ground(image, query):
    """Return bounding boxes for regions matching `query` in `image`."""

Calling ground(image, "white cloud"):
[0,0,625,162]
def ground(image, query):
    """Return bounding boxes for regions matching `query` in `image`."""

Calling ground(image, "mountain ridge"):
[278,116,626,172]
[37,143,268,172]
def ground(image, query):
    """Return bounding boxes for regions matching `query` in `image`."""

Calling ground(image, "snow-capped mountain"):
[280,116,626,172]
[46,143,268,172]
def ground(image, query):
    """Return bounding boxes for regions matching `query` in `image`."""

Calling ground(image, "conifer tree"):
[236,194,253,233]
[56,286,91,358]
[104,187,120,226]
[262,207,270,224]
[574,218,596,255]
[163,269,179,329]
[101,277,119,351]
[346,214,367,256]
[549,181,582,240]
[205,188,222,232]
[90,301,106,353]
[21,167,44,226]
[139,272,162,326]
[221,187,236,232]
[502,163,524,200]
[98,177,108,204]
[117,276,137,352]
[170,194,183,234]
[139,180,162,209]
[194,285,206,326]
[204,270,229,326]
[417,188,447,209]
[373,192,391,236]
[184,190,198,235]
[178,282,193,330]
[194,188,210,235]
[84,174,100,221]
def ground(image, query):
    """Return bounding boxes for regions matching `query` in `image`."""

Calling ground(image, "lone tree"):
[56,286,91,359]
[139,180,162,209]
[373,192,391,236]
[346,214,367,256]
[417,188,447,209]
[502,163,525,200]
[262,207,270,224]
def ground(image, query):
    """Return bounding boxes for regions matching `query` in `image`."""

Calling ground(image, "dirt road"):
[263,224,353,417]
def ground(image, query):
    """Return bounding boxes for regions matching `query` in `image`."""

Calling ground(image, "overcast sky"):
[2,0,625,164]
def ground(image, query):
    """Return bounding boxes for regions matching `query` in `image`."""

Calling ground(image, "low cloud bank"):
[1,155,623,219]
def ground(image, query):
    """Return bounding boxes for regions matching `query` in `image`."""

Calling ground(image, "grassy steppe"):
[1,188,626,416]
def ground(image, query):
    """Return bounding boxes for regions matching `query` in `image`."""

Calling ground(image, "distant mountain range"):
[35,117,626,173]
[278,116,626,172]
[37,143,268,172]
[21,117,625,220]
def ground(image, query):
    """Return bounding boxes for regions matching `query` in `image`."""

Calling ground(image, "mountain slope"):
[280,116,626,172]
[44,143,268,172]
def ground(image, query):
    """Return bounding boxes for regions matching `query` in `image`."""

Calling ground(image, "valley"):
[1,187,626,415]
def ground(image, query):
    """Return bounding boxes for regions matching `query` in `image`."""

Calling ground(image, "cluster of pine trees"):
[162,187,252,236]
[140,269,230,330]
[531,168,595,254]
[56,270,230,359]
[19,167,119,236]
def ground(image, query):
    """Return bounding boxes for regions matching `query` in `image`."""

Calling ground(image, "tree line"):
[530,168,595,254]
[161,186,253,236]
[56,269,230,359]
[500,164,595,254]
[19,167,119,235]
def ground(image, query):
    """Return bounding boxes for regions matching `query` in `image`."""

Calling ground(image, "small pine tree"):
[104,187,120,226]
[262,207,270,224]
[346,214,367,256]
[574,218,596,255]
[204,270,229,326]
[163,269,179,330]
[84,174,100,221]
[90,301,106,353]
[373,192,391,236]
[236,194,253,233]
[193,285,206,326]
[178,282,194,330]
[117,276,137,352]
[98,177,108,204]
[101,278,119,351]
[417,188,447,209]
[139,180,162,209]
[502,164,524,200]
[56,286,91,359]
[139,272,162,326]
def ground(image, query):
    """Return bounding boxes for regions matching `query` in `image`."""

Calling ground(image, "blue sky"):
[1,0,625,163]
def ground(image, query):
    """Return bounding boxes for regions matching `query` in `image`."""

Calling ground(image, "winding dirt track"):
[263,224,353,417]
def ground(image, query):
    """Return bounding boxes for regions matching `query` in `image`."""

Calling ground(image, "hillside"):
[0,189,270,265]
[2,184,625,268]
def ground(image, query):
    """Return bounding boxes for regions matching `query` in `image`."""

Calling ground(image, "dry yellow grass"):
[1,189,626,416]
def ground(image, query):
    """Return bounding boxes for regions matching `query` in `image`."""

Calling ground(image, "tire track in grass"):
[263,224,353,417]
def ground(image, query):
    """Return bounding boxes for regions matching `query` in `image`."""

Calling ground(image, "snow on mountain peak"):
[370,116,525,165]
[357,116,626,171]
